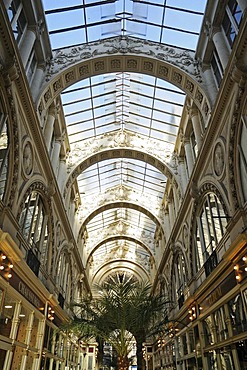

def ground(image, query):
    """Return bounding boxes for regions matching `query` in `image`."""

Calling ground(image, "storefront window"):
[228,293,247,335]
[0,295,16,337]
[219,346,235,370]
[203,315,215,346]
[30,316,40,347]
[214,306,229,341]
[16,306,30,343]
[237,340,247,369]
[207,350,217,370]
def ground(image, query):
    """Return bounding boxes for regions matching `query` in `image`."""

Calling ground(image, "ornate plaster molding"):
[88,244,152,275]
[84,220,156,254]
[64,129,179,198]
[46,36,201,82]
[78,200,163,235]
[77,184,165,225]
[67,128,175,171]
[37,37,211,122]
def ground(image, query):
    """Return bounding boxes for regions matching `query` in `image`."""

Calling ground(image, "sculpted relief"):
[45,36,201,82]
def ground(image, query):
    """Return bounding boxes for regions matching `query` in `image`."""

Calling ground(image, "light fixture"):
[0,251,14,280]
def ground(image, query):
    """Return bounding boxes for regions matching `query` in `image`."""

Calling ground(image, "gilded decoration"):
[67,129,176,172]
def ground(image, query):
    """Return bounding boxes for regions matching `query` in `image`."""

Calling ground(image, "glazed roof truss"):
[42,0,207,283]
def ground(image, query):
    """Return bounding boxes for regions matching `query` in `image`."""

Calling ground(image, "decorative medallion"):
[213,140,225,178]
[182,223,189,251]
[22,141,33,177]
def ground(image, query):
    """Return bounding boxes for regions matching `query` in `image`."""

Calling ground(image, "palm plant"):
[66,279,169,370]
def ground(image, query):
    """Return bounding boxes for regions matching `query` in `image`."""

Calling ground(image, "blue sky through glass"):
[41,0,207,267]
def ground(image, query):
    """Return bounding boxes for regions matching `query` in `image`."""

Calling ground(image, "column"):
[31,65,45,100]
[25,311,34,345]
[173,187,179,214]
[33,318,46,370]
[212,27,230,70]
[202,66,218,104]
[164,209,171,239]
[178,157,188,194]
[168,199,175,227]
[58,157,68,189]
[19,28,36,68]
[237,0,247,13]
[51,139,62,175]
[183,139,194,177]
[190,108,203,150]
[43,110,55,151]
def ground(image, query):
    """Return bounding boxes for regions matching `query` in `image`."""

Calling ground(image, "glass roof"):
[42,0,207,281]
[43,0,206,50]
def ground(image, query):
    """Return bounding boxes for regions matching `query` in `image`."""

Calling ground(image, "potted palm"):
[66,279,169,370]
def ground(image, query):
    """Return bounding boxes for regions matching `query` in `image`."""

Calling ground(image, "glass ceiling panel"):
[78,159,166,199]
[41,0,207,276]
[86,208,156,235]
[62,73,184,144]
[92,240,150,266]
[42,0,206,50]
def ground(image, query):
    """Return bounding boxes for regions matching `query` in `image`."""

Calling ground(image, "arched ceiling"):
[42,0,207,284]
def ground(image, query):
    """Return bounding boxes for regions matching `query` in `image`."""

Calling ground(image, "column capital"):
[186,102,198,119]
[203,19,221,40]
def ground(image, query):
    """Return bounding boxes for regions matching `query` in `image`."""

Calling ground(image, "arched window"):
[19,191,49,274]
[57,253,72,305]
[172,252,187,308]
[238,117,247,202]
[195,193,227,273]
[0,105,9,201]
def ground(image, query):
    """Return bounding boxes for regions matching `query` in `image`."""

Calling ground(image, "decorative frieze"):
[44,88,52,103]
[65,70,75,83]
[126,58,138,69]
[37,36,211,123]
[79,64,90,76]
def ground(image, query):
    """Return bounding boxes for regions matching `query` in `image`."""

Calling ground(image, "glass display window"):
[228,293,247,335]
[16,305,30,343]
[219,346,235,370]
[203,315,215,346]
[0,294,16,338]
[213,306,229,341]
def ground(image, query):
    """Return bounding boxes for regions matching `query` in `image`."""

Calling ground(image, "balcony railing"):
[204,250,218,277]
[26,249,40,276]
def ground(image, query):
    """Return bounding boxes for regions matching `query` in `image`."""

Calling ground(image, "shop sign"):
[9,271,45,311]
[201,271,236,310]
